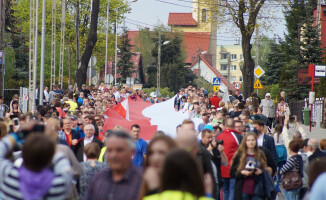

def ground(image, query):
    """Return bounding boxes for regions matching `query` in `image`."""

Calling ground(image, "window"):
[220,64,228,71]
[231,65,237,71]
[231,76,236,82]
[221,54,228,59]
[239,76,243,82]
[231,54,237,60]
[240,54,244,60]
[201,9,207,22]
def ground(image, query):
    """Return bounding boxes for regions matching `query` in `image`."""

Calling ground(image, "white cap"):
[265,93,271,97]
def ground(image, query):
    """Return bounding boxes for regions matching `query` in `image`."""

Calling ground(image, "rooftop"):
[168,13,198,26]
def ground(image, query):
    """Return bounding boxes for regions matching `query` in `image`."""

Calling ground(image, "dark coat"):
[72,137,103,162]
[231,151,275,200]
[260,146,277,175]
[262,134,278,167]
[308,148,326,163]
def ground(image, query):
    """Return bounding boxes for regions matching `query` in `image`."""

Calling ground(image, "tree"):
[117,28,135,83]
[75,0,99,87]
[280,1,323,100]
[260,41,286,85]
[221,0,269,98]
[146,30,192,92]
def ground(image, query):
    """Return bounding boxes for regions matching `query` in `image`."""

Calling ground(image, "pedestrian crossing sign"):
[254,79,263,89]
[213,86,220,91]
[213,77,221,85]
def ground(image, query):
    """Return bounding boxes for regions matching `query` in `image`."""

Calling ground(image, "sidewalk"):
[290,123,326,140]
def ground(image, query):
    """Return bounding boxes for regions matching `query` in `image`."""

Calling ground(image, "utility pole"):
[50,0,56,90]
[317,0,322,38]
[105,0,109,84]
[114,16,118,85]
[33,0,39,110]
[156,32,161,97]
[255,27,259,95]
[68,46,71,85]
[28,0,35,111]
[39,0,46,105]
[197,48,201,88]
[59,0,66,89]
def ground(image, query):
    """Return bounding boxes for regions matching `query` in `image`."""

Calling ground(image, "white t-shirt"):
[83,136,94,161]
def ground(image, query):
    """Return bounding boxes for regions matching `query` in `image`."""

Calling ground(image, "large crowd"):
[0,84,325,200]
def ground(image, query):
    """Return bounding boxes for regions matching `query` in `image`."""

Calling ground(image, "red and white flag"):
[114,98,130,120]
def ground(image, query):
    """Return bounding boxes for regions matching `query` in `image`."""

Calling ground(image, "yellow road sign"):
[213,85,219,91]
[254,66,265,78]
[254,79,263,89]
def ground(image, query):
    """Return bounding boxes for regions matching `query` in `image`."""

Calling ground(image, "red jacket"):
[210,96,221,108]
[216,129,242,178]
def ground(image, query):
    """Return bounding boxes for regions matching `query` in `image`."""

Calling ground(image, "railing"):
[305,97,325,126]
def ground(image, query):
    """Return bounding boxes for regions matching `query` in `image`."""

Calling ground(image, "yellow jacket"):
[143,190,214,200]
[98,147,107,162]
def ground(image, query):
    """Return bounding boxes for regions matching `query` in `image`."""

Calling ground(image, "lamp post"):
[156,34,170,97]
[114,0,137,86]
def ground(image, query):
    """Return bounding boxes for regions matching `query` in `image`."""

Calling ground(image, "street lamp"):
[113,0,137,86]
[156,34,170,97]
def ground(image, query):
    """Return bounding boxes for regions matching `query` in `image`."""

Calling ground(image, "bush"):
[143,87,175,98]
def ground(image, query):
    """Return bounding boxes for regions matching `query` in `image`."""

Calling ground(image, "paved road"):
[296,124,326,140]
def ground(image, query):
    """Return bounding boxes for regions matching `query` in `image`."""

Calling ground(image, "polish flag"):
[114,98,130,120]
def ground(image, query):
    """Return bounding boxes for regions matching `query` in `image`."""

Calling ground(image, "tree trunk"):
[76,0,80,70]
[75,0,99,88]
[241,35,255,99]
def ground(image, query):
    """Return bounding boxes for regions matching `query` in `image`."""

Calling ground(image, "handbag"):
[282,160,303,190]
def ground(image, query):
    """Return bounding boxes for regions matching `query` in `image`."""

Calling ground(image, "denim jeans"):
[241,193,265,200]
[222,178,236,200]
[284,188,301,200]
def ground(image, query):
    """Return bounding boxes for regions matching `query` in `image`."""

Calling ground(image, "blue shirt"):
[310,172,326,200]
[132,138,148,167]
[78,97,84,105]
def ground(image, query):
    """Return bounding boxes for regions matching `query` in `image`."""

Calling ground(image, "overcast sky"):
[124,0,287,45]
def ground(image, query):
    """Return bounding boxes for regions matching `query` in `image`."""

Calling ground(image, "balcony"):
[220,59,229,65]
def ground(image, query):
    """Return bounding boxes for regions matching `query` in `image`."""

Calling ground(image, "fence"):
[289,101,305,123]
[305,97,325,127]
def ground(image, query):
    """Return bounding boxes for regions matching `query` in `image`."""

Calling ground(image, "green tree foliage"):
[117,28,135,84]
[145,30,193,92]
[260,41,286,85]
[280,1,322,100]
[143,87,174,98]
[4,0,128,88]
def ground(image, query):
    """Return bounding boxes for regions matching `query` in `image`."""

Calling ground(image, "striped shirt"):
[0,136,73,200]
[280,154,303,177]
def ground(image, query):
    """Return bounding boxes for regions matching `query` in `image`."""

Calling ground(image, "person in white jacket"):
[282,115,309,198]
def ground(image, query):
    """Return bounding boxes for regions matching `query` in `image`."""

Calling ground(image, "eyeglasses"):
[77,123,83,126]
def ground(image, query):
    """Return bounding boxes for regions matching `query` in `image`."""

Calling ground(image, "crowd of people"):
[0,84,325,200]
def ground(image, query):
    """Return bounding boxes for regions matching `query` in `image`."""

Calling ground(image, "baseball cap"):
[204,125,214,131]
[82,84,86,87]
[265,93,271,97]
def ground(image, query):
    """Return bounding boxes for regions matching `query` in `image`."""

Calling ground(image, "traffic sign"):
[254,79,263,89]
[213,85,220,91]
[234,82,241,90]
[254,66,265,79]
[213,77,221,85]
